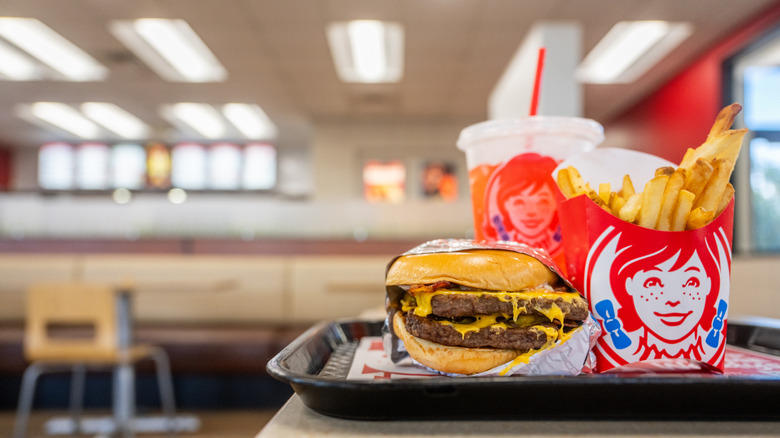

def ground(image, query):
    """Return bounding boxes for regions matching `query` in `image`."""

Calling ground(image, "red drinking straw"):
[529,47,546,116]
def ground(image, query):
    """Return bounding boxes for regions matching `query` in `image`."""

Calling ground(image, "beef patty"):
[422,292,589,321]
[404,312,561,350]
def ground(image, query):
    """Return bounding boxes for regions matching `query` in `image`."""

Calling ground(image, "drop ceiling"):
[0,0,776,150]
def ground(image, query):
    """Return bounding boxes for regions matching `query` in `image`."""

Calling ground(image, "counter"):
[256,395,780,437]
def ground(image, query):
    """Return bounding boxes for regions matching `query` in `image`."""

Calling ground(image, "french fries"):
[683,158,713,199]
[638,175,668,229]
[657,168,686,231]
[556,103,746,231]
[556,165,589,199]
[618,193,642,223]
[619,174,635,198]
[671,190,695,232]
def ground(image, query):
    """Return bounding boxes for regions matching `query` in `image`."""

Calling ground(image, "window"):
[748,137,780,251]
[725,25,780,253]
[744,66,780,131]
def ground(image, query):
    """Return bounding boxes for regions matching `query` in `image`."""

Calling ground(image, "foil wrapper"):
[383,314,600,377]
[384,238,601,377]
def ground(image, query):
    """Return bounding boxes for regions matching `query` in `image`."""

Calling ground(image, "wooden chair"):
[13,282,176,438]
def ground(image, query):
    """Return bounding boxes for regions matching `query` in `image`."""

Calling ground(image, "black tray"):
[267,317,780,421]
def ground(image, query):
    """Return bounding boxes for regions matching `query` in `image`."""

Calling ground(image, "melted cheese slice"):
[498,325,584,376]
[408,288,580,323]
[400,288,584,375]
[438,314,508,337]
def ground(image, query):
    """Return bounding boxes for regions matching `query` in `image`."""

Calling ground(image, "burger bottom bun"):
[392,312,522,375]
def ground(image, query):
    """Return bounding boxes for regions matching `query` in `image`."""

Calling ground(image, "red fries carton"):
[557,149,733,373]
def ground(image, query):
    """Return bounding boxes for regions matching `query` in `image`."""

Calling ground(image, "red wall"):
[605,2,780,163]
[0,148,11,191]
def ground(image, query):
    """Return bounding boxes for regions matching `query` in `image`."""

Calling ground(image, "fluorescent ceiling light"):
[0,40,41,80]
[81,102,150,139]
[0,17,107,81]
[577,21,692,84]
[110,19,227,82]
[326,20,404,83]
[222,104,278,140]
[163,103,226,139]
[27,102,102,138]
[349,21,386,81]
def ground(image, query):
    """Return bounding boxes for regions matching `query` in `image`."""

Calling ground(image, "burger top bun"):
[386,249,559,291]
[393,312,519,375]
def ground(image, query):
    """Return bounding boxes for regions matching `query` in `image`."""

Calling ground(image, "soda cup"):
[456,117,604,268]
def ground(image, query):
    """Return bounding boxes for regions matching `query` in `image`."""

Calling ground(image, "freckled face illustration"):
[503,183,556,238]
[624,251,711,342]
[485,153,560,245]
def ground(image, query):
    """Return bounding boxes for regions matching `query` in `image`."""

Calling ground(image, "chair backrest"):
[25,282,119,362]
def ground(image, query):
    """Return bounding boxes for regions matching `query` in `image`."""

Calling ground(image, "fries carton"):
[556,149,734,373]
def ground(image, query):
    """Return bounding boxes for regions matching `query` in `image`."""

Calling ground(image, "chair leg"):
[113,363,136,438]
[150,347,177,435]
[69,364,86,434]
[13,363,43,438]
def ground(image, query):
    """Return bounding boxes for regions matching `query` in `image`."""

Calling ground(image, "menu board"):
[146,142,171,189]
[38,143,75,190]
[171,143,207,190]
[76,143,110,190]
[111,143,146,189]
[36,142,278,192]
[208,143,241,190]
[242,143,276,190]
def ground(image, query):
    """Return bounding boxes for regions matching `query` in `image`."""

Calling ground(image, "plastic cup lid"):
[456,116,605,151]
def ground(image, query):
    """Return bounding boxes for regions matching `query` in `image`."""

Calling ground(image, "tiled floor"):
[0,409,278,438]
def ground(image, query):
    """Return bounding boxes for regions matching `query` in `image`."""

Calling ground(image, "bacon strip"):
[408,280,452,295]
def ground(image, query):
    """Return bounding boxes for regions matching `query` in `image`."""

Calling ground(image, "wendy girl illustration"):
[483,153,563,259]
[585,223,732,371]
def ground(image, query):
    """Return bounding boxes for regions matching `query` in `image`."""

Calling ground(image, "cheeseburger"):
[386,242,588,375]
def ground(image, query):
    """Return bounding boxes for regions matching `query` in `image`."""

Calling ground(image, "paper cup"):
[456,116,603,267]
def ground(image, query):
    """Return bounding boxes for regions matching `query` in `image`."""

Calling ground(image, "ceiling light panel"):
[26,102,102,138]
[0,17,107,81]
[577,21,692,84]
[222,104,278,140]
[81,103,150,139]
[0,40,41,80]
[110,19,227,83]
[163,103,227,139]
[326,20,404,83]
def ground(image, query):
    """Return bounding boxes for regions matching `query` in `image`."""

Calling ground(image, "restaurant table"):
[256,394,780,438]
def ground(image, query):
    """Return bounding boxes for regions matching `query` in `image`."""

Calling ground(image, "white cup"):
[456,116,604,265]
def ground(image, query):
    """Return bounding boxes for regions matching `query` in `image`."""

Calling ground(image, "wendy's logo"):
[483,153,562,257]
[584,224,732,370]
